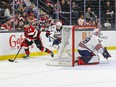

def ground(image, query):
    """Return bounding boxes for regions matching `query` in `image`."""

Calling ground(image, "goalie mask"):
[93,28,101,36]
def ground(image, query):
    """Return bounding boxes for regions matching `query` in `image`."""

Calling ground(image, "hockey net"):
[47,26,97,67]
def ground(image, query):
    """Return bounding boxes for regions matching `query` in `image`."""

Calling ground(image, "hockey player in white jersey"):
[46,21,62,50]
[76,28,111,65]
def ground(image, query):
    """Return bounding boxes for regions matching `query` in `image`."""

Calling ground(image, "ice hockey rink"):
[0,50,116,87]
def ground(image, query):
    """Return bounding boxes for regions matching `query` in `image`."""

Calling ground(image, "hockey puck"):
[15,61,17,63]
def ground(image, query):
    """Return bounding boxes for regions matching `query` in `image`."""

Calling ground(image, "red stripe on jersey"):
[95,44,103,51]
[78,42,87,48]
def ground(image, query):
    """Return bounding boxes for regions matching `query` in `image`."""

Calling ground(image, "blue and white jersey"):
[48,24,62,39]
[78,34,104,55]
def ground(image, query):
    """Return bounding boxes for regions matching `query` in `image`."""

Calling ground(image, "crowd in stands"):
[0,0,115,31]
[46,0,115,29]
[0,0,58,31]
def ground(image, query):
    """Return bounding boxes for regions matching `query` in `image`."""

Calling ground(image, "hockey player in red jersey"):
[21,21,54,58]
[76,28,111,65]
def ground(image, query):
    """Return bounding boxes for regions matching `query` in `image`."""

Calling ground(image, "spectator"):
[65,0,70,12]
[60,0,67,12]
[104,19,111,30]
[31,3,38,16]
[15,0,23,4]
[15,12,25,31]
[105,1,114,19]
[94,18,102,29]
[46,0,53,8]
[16,4,26,16]
[26,12,37,29]
[4,2,13,19]
[53,1,61,19]
[86,7,97,26]
[77,14,85,26]
[1,19,13,31]
[45,0,53,17]
[72,1,80,20]
[86,18,92,26]
[1,0,11,4]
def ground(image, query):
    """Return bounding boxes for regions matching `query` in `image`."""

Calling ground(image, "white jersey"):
[78,34,104,55]
[48,25,62,39]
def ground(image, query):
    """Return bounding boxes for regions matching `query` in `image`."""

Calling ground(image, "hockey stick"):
[48,35,56,40]
[48,35,55,42]
[48,36,52,42]
[8,47,22,62]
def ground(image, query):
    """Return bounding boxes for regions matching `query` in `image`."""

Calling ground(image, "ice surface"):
[0,51,116,87]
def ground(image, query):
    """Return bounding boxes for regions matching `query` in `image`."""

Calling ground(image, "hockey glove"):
[46,31,51,38]
[21,41,27,47]
[21,39,33,47]
[102,47,111,59]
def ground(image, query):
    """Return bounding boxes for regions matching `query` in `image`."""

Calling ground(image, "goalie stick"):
[8,47,22,62]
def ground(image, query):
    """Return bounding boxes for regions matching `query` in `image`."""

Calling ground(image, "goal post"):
[72,26,97,66]
[47,26,97,67]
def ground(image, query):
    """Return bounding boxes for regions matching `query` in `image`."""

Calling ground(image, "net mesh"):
[47,26,96,67]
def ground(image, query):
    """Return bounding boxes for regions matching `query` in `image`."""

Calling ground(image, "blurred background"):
[0,0,115,31]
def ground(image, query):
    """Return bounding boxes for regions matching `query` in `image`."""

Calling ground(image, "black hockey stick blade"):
[8,59,15,62]
[8,47,22,62]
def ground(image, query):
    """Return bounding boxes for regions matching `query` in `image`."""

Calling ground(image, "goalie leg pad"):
[78,50,92,63]
[88,55,100,64]
[77,56,85,65]
[76,56,99,65]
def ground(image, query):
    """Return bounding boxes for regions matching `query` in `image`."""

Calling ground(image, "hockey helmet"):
[56,22,62,27]
[93,28,100,36]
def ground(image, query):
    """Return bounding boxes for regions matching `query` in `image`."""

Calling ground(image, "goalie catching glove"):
[102,47,111,59]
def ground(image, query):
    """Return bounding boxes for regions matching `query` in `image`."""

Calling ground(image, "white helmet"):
[56,22,62,27]
[93,28,100,36]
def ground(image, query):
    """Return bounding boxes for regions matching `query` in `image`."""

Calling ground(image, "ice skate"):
[23,54,29,59]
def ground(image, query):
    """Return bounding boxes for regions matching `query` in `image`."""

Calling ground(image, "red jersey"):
[1,23,12,31]
[24,25,41,40]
